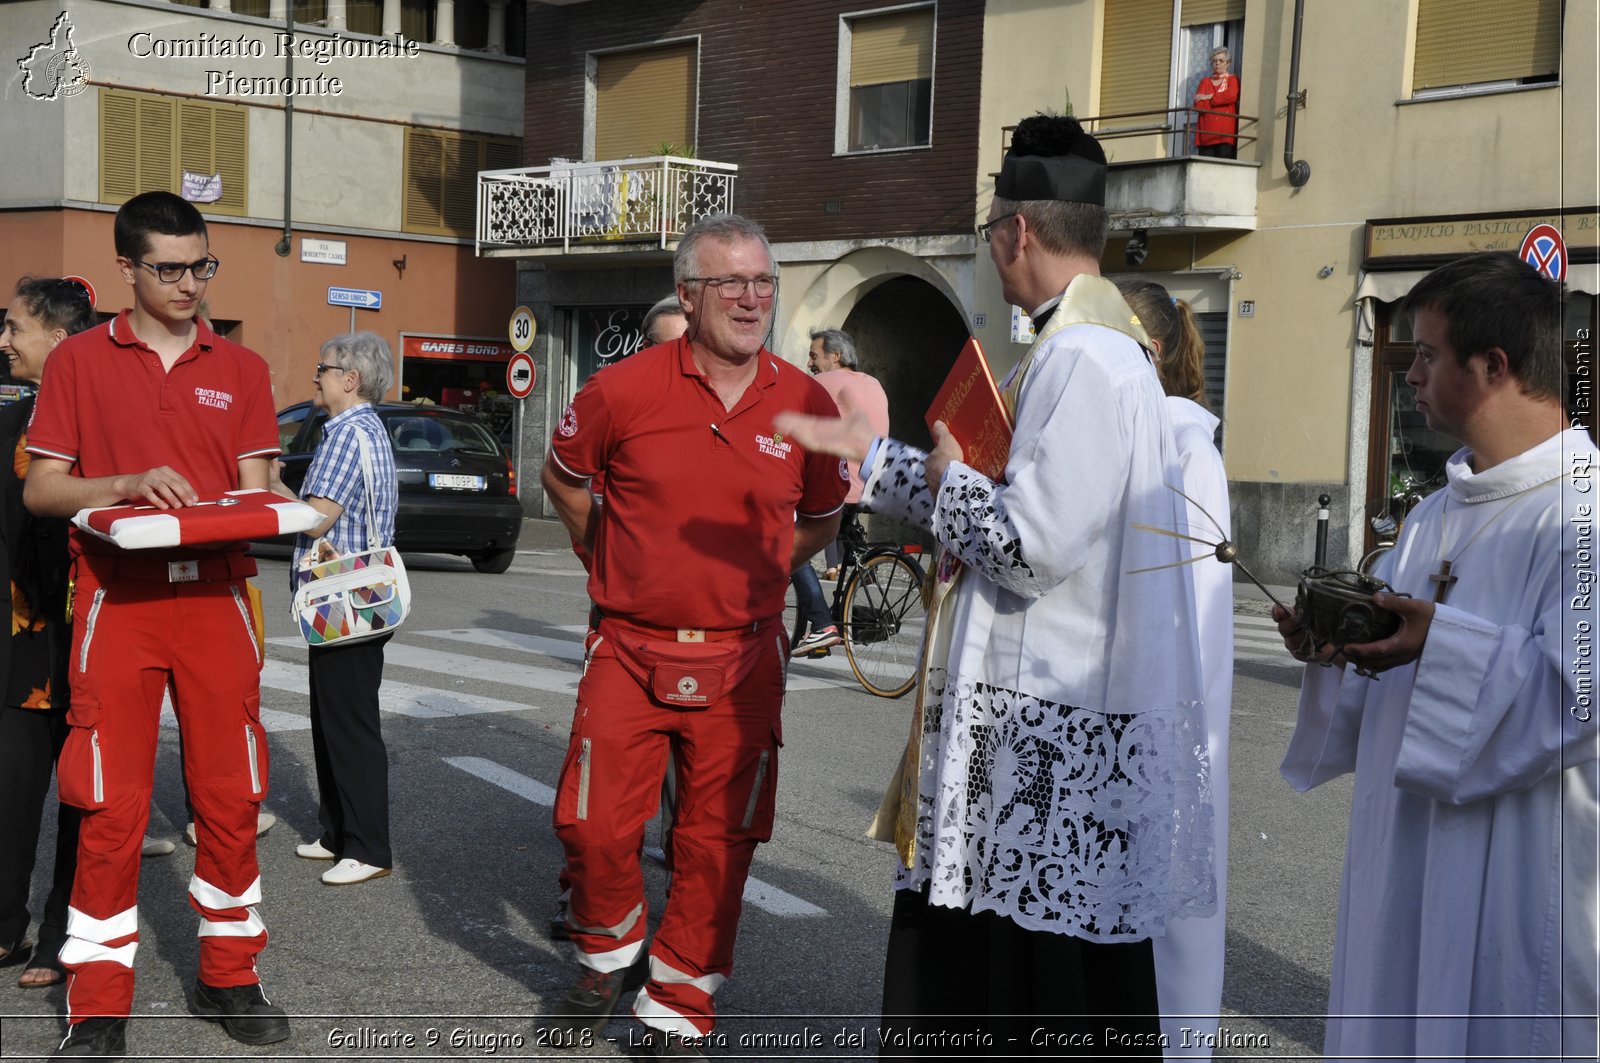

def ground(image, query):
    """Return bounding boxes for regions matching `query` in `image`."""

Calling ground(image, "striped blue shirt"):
[292,403,398,577]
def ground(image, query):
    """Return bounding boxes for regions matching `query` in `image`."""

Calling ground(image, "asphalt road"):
[4,520,1350,1061]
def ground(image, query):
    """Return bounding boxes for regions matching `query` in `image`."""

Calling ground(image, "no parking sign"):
[1519,224,1568,283]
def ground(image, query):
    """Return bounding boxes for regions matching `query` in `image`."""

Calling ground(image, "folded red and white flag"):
[73,489,322,549]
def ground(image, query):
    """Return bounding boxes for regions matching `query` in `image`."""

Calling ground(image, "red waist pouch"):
[601,619,770,709]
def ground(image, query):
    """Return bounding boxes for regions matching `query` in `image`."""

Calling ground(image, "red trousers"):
[55,558,268,1020]
[554,621,786,1038]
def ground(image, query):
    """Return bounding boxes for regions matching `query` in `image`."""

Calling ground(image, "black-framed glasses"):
[315,363,348,375]
[977,213,1019,243]
[131,256,220,284]
[688,275,777,299]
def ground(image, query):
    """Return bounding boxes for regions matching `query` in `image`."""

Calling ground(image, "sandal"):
[18,956,64,988]
[0,940,34,969]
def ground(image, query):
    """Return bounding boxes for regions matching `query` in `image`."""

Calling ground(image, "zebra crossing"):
[154,610,1298,739]
[1233,611,1300,668]
[155,625,873,734]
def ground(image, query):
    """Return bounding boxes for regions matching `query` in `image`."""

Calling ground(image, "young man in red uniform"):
[541,214,847,1058]
[24,191,286,1059]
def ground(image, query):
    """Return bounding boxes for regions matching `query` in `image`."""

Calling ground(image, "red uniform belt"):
[599,614,771,644]
[79,552,256,584]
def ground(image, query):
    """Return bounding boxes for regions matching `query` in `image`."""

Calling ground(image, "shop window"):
[100,89,249,217]
[1100,0,1173,125]
[1412,0,1560,96]
[1365,291,1596,554]
[593,41,697,160]
[840,6,934,153]
[572,306,651,386]
[403,127,521,237]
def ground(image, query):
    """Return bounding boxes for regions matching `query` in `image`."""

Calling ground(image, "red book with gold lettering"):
[925,337,1013,481]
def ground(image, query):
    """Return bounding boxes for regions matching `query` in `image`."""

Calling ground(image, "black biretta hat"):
[996,114,1108,206]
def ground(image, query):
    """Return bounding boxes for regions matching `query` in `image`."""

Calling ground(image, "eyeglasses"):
[130,256,220,284]
[977,214,1019,243]
[688,275,777,299]
[315,363,348,375]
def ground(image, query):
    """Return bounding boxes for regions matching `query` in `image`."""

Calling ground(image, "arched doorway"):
[840,275,970,452]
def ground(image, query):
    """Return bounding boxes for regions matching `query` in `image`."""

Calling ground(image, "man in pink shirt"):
[790,329,891,656]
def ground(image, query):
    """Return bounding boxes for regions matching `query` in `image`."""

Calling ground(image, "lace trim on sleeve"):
[932,464,1047,597]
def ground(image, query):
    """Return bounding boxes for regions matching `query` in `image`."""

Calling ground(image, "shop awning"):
[1355,264,1600,344]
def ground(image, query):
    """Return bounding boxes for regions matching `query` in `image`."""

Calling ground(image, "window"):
[403,128,521,238]
[100,89,249,216]
[1099,0,1173,123]
[278,407,314,453]
[1412,0,1560,96]
[1176,1,1243,154]
[593,41,697,160]
[842,6,933,153]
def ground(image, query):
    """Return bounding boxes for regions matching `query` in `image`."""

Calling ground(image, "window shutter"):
[595,41,696,160]
[849,8,934,87]
[100,91,139,203]
[484,138,521,171]
[405,128,445,232]
[1179,0,1243,28]
[1413,0,1561,89]
[211,104,249,215]
[1100,0,1174,119]
[440,135,477,235]
[137,96,175,194]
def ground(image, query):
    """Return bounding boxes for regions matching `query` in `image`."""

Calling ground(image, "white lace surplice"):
[863,321,1215,943]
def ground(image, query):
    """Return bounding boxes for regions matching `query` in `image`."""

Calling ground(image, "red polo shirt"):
[27,310,280,557]
[551,338,847,629]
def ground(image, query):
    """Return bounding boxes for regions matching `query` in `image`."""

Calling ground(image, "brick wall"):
[521,0,984,243]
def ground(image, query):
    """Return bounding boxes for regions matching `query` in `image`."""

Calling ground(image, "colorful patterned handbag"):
[291,433,409,646]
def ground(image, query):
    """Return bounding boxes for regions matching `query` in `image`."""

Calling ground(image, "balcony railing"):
[477,156,738,254]
[1000,108,1259,165]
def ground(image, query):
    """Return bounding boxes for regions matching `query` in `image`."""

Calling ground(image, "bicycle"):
[787,509,929,698]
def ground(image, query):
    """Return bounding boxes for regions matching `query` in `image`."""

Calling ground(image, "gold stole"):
[867,274,1151,869]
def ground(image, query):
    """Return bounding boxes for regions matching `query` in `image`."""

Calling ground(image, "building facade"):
[2,0,527,433]
[490,0,1596,580]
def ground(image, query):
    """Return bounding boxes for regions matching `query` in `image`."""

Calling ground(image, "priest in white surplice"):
[1274,252,1599,1062]
[778,115,1212,1056]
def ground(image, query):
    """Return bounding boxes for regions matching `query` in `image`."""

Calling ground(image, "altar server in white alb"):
[1274,252,1598,1061]
[778,113,1212,1053]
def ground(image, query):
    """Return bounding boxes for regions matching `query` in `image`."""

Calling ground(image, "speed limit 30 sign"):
[509,306,536,353]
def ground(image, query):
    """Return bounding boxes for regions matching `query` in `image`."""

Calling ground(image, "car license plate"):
[429,473,486,491]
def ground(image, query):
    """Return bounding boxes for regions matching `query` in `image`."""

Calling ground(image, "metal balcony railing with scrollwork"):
[476,156,738,254]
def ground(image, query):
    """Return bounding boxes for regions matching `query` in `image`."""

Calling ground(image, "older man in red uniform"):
[541,214,846,1059]
[25,192,285,1059]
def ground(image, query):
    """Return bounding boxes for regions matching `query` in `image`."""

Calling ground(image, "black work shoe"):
[540,953,648,1033]
[646,1029,709,1060]
[54,1017,127,1058]
[192,979,290,1045]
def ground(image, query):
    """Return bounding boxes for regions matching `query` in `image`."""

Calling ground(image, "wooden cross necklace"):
[1429,476,1563,603]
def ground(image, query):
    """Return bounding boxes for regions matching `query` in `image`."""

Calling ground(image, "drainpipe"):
[1283,0,1311,187]
[273,6,294,255]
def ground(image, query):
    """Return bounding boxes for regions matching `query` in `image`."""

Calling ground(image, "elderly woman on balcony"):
[1193,47,1240,159]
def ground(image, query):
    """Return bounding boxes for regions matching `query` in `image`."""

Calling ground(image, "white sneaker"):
[791,625,842,657]
[321,858,391,886]
[141,837,176,857]
[295,839,337,860]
